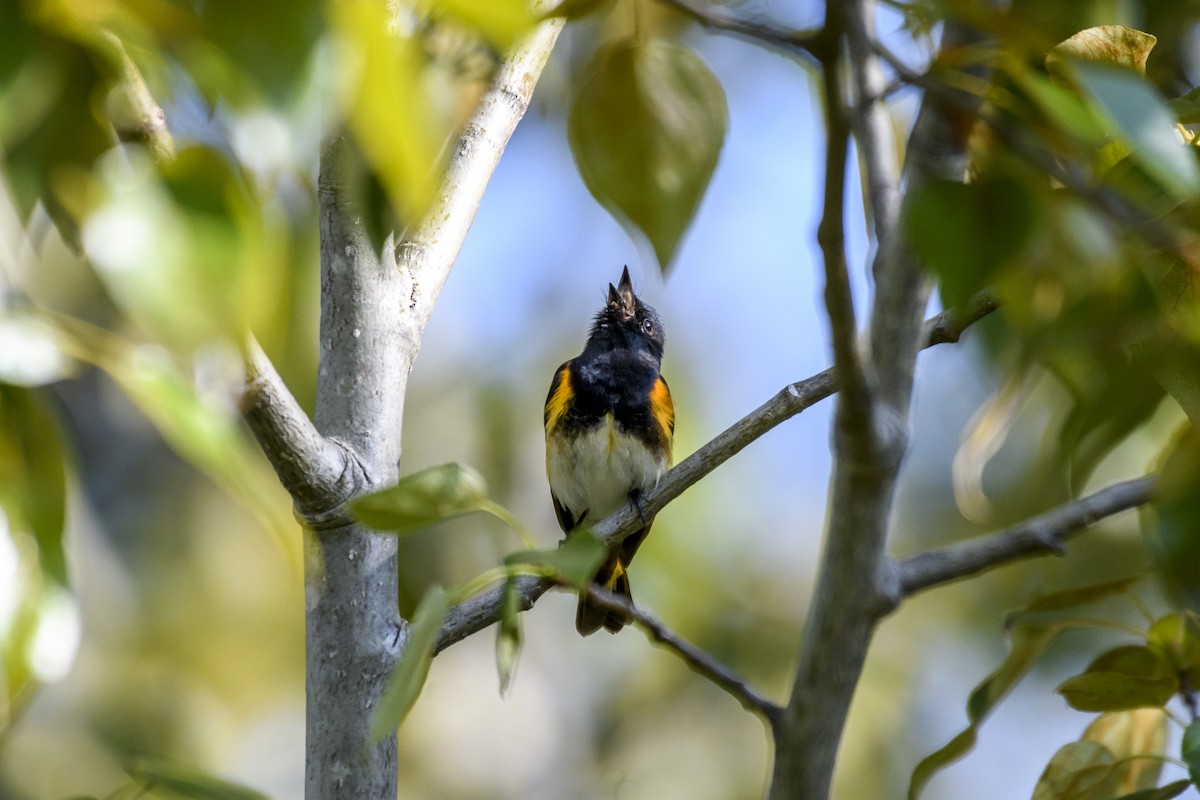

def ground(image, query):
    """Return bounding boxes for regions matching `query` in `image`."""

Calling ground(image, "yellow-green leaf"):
[496,575,522,695]
[1056,672,1177,712]
[569,38,727,272]
[1083,709,1167,795]
[127,758,270,800]
[1032,740,1118,800]
[423,0,534,50]
[1048,26,1157,75]
[371,584,452,740]
[505,529,606,589]
[352,463,490,534]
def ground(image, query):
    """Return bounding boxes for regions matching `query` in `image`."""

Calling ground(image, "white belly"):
[547,413,667,526]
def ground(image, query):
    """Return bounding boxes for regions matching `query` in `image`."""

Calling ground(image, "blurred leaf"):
[1057,672,1177,712]
[1143,431,1200,612]
[496,576,522,695]
[569,38,727,271]
[1083,709,1168,795]
[330,0,446,235]
[1004,576,1140,627]
[0,314,75,387]
[909,624,1062,799]
[0,387,68,585]
[906,175,1038,308]
[1048,26,1157,75]
[541,0,613,20]
[1146,613,1200,672]
[127,759,270,800]
[1111,781,1191,800]
[352,463,490,534]
[1031,740,1118,800]
[1182,720,1200,787]
[505,529,606,589]
[371,584,452,740]
[1073,62,1200,200]
[196,0,322,105]
[1168,86,1200,125]
[424,0,533,51]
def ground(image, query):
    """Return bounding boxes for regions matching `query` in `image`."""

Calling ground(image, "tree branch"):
[434,300,997,653]
[653,0,821,64]
[897,476,1157,597]
[582,584,783,726]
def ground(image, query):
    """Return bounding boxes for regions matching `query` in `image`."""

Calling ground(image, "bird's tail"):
[575,555,632,636]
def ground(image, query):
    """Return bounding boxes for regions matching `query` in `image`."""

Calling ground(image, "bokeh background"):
[1,1,1197,799]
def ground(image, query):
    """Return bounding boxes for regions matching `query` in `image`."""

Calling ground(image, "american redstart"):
[544,266,674,635]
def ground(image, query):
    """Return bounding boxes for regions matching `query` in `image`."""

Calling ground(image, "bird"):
[544,266,674,635]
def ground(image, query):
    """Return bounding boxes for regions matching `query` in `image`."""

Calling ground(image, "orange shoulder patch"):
[544,363,573,434]
[650,375,675,447]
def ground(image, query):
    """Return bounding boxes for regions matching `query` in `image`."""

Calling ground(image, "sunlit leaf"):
[351,463,490,534]
[1146,613,1200,672]
[0,387,68,585]
[371,584,452,740]
[1048,26,1157,75]
[505,529,606,589]
[1083,709,1168,795]
[906,174,1038,308]
[127,758,270,800]
[1031,740,1118,800]
[569,38,727,271]
[496,576,522,695]
[1004,577,1141,627]
[423,0,534,50]
[909,624,1062,799]
[1073,62,1200,200]
[1111,780,1192,800]
[1057,672,1177,712]
[330,0,446,233]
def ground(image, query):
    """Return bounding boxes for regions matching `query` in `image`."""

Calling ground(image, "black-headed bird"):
[544,267,674,635]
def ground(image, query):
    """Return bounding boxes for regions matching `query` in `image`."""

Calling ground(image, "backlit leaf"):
[1146,613,1200,672]
[1031,740,1118,800]
[496,576,522,695]
[1048,26,1157,75]
[1083,709,1168,795]
[424,0,533,50]
[1083,646,1172,680]
[352,463,490,534]
[371,584,452,740]
[569,38,727,272]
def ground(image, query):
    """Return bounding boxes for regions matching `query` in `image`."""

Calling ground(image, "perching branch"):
[583,584,783,726]
[897,476,1157,597]
[434,299,997,653]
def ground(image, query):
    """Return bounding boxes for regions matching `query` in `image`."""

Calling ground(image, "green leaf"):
[1083,646,1172,680]
[1031,740,1118,800]
[505,529,606,589]
[423,0,534,50]
[371,584,452,741]
[1048,26,1157,75]
[1073,62,1200,200]
[1111,780,1192,800]
[0,387,68,585]
[126,759,270,800]
[906,174,1038,308]
[1144,430,1200,612]
[495,576,522,695]
[908,624,1062,799]
[352,463,490,534]
[1083,709,1168,795]
[1146,613,1200,672]
[1181,720,1200,787]
[1004,577,1141,627]
[1056,672,1178,712]
[569,38,727,271]
[1168,86,1200,125]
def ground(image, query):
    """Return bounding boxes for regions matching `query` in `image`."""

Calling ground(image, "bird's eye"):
[642,318,654,333]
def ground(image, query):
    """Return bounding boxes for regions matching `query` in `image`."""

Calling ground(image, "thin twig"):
[654,0,821,64]
[583,584,782,726]
[897,476,1157,597]
[434,300,998,653]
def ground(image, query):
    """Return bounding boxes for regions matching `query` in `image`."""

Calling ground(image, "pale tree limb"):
[434,299,997,653]
[230,18,566,800]
[897,476,1157,597]
[768,7,993,798]
[582,584,783,726]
